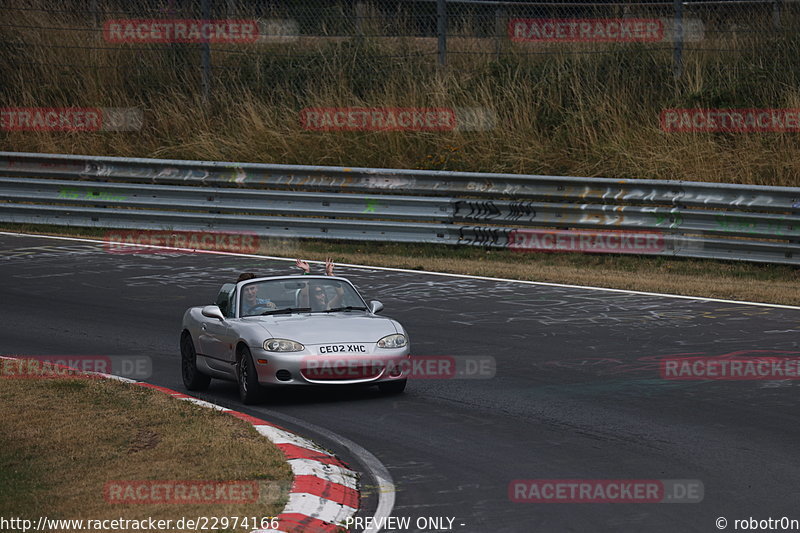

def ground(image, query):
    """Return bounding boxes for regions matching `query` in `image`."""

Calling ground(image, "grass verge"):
[2,223,798,306]
[0,361,292,529]
[5,1,800,184]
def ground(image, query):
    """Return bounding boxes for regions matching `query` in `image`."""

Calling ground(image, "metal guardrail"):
[0,152,799,265]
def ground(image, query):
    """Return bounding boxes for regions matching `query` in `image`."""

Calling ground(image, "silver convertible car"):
[180,275,411,403]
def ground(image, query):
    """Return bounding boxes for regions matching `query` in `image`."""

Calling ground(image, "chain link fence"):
[3,0,800,185]
[2,0,796,99]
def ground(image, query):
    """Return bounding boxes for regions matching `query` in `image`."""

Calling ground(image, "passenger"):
[295,258,344,310]
[295,257,336,276]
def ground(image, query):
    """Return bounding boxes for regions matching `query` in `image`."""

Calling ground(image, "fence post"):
[673,0,683,80]
[201,0,212,102]
[90,0,99,27]
[355,1,366,38]
[494,5,506,60]
[773,0,783,30]
[437,0,447,67]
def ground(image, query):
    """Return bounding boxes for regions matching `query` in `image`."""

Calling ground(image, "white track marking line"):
[2,230,799,311]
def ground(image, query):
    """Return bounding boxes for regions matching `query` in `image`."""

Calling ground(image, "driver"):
[237,273,276,316]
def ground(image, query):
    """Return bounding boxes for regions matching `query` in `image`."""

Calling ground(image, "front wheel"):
[237,346,263,405]
[378,379,407,394]
[181,333,211,391]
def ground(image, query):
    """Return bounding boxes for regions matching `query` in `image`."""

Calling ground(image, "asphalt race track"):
[2,232,800,533]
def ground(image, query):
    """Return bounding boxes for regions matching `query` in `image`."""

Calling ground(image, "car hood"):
[245,313,399,344]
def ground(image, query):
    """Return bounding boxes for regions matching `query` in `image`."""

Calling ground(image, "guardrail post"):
[437,0,447,67]
[673,0,684,80]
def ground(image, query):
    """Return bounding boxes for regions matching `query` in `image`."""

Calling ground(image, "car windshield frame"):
[235,276,368,318]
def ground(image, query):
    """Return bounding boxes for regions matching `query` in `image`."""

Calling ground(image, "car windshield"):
[239,278,366,317]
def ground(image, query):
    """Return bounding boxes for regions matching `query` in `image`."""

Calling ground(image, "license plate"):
[318,344,367,355]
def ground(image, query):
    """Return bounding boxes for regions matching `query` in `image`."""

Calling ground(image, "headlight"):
[263,338,304,352]
[377,334,407,349]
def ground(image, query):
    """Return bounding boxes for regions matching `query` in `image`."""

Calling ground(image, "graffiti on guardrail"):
[715,214,800,236]
[458,226,510,247]
[454,200,537,223]
[508,202,537,220]
[58,188,128,202]
[363,199,380,213]
[652,212,684,228]
[455,201,500,221]
[1,152,799,264]
[220,163,248,184]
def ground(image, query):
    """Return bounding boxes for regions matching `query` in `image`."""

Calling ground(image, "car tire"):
[181,333,211,391]
[237,346,263,405]
[378,379,407,394]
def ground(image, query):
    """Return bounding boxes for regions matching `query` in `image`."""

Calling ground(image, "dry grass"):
[3,1,800,185]
[0,363,292,524]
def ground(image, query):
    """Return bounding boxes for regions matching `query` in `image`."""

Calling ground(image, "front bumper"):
[251,344,411,386]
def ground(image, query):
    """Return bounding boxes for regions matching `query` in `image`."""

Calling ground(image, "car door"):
[201,319,236,373]
[199,284,238,375]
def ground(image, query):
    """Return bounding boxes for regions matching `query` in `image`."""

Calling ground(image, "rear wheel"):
[237,346,263,405]
[181,333,211,391]
[378,379,407,394]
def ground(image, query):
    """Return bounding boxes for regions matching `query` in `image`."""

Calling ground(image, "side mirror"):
[369,300,384,314]
[202,305,225,321]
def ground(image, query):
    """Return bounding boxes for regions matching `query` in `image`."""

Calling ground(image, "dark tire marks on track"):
[1,233,800,532]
